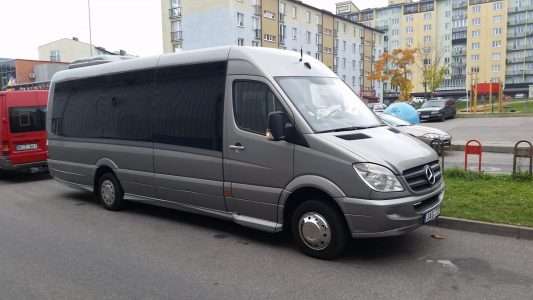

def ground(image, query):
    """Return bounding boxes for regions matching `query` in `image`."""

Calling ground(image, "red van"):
[0,90,48,172]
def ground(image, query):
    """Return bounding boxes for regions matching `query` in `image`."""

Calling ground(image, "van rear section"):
[0,91,48,172]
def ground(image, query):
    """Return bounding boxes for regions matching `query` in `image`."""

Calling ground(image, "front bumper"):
[340,184,444,238]
[419,113,443,121]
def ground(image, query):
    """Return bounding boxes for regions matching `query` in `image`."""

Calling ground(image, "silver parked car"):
[47,47,444,259]
[378,113,451,155]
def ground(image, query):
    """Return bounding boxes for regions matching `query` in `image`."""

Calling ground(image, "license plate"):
[423,206,440,224]
[421,115,430,119]
[16,144,38,151]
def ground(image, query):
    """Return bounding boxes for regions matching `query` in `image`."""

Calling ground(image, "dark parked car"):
[417,99,456,122]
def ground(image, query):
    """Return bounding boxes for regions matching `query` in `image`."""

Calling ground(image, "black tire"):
[97,173,125,211]
[291,200,349,260]
[440,114,446,122]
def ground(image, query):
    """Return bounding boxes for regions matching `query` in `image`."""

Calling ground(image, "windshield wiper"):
[317,124,386,134]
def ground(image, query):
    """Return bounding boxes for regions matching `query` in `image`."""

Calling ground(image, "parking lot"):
[423,117,533,147]
[1,174,532,299]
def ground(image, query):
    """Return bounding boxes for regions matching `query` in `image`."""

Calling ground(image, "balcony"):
[169,7,182,19]
[252,4,261,16]
[279,13,285,23]
[171,31,183,43]
[254,29,261,40]
[508,18,530,26]
[452,26,467,33]
[452,1,467,9]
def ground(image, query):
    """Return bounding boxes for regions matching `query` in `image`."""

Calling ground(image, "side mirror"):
[267,111,288,141]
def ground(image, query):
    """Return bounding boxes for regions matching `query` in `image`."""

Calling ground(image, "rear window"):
[9,107,46,133]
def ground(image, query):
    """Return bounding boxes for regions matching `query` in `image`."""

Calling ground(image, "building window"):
[493,27,502,35]
[472,5,480,13]
[292,6,297,19]
[492,40,501,48]
[352,76,356,87]
[292,28,297,40]
[493,15,502,24]
[264,34,276,42]
[315,52,321,60]
[50,50,61,62]
[472,42,480,49]
[472,30,480,38]
[492,52,501,60]
[343,40,346,51]
[237,38,244,46]
[353,43,356,54]
[352,60,356,70]
[492,64,500,73]
[472,18,480,26]
[471,54,479,61]
[424,12,431,20]
[306,31,311,43]
[406,15,413,23]
[237,13,244,27]
[424,35,431,43]
[493,2,503,10]
[343,23,347,33]
[406,27,413,34]
[406,38,413,47]
[252,41,259,47]
[342,58,346,69]
[424,24,431,32]
[306,11,311,23]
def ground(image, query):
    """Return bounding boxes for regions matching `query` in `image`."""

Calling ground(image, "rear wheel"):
[97,173,125,211]
[291,200,349,260]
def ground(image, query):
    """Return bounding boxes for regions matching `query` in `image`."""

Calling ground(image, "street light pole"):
[88,0,94,57]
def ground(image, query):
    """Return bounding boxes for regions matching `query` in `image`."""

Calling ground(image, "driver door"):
[223,76,294,227]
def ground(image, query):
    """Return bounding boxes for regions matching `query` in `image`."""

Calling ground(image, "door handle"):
[229,143,246,151]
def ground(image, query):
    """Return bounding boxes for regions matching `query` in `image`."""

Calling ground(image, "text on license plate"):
[16,144,38,151]
[424,206,440,223]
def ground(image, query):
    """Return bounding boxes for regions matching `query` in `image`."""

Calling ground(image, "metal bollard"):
[513,140,533,176]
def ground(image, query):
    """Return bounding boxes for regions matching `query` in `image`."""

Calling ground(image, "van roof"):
[51,46,335,84]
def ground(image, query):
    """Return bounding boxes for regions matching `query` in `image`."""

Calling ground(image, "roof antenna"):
[299,48,303,62]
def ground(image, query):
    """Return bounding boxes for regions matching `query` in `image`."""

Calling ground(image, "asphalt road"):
[423,117,533,147]
[1,173,533,299]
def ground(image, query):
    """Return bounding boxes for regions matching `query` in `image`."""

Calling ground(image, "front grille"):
[413,194,439,212]
[403,161,442,192]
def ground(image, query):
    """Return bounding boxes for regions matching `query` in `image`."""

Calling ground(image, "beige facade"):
[466,0,508,87]
[261,0,280,48]
[38,38,127,63]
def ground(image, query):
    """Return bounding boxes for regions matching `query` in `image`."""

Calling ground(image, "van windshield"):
[276,77,382,133]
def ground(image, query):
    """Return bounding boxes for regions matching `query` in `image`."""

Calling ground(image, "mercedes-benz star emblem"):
[425,165,436,185]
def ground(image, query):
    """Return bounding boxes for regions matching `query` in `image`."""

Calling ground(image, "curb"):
[457,113,533,118]
[450,144,514,154]
[432,216,533,240]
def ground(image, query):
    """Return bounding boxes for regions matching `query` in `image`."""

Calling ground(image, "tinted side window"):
[99,71,153,141]
[233,80,284,135]
[153,62,226,151]
[52,70,154,141]
[9,107,46,133]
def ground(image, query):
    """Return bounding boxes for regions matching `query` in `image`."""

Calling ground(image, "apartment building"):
[337,0,533,98]
[161,0,384,102]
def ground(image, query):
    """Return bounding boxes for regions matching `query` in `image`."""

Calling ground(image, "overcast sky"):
[0,0,387,60]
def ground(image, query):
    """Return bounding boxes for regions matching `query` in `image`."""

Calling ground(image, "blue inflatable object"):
[384,102,420,124]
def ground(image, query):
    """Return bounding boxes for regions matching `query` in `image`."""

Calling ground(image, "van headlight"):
[353,163,404,192]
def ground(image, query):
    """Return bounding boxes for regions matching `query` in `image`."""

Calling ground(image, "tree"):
[417,48,449,101]
[369,48,417,101]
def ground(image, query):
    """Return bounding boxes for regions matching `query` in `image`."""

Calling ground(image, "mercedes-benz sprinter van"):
[47,47,444,259]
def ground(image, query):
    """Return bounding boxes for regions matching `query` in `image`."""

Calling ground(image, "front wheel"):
[291,200,349,260]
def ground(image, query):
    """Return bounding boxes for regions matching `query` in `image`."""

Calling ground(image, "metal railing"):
[169,7,182,19]
[171,31,183,42]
